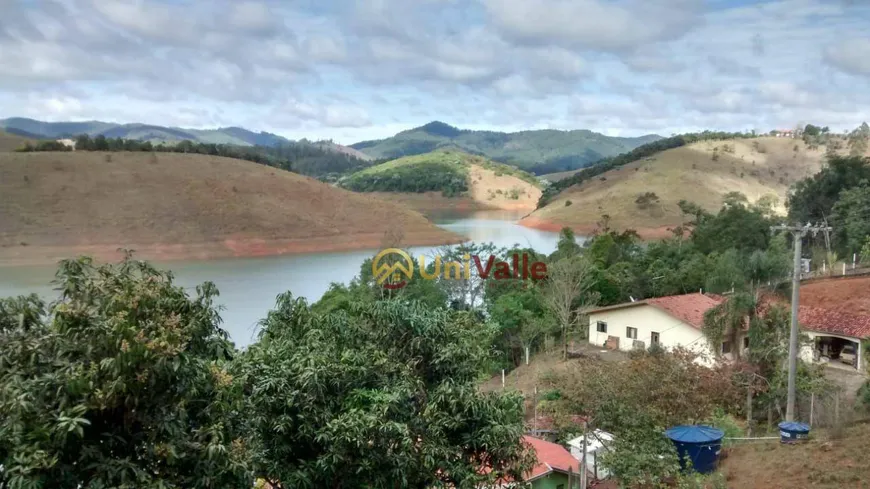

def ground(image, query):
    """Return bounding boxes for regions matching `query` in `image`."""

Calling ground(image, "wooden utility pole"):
[771,223,832,422]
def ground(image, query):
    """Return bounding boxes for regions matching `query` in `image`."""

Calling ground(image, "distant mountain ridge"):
[0,117,293,147]
[350,121,662,175]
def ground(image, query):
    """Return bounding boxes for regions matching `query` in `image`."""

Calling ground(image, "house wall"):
[531,472,570,489]
[588,305,740,365]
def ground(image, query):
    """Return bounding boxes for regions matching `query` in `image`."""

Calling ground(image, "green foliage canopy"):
[0,257,249,489]
[236,295,533,489]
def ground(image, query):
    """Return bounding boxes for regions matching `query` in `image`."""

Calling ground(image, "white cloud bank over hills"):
[1,0,868,144]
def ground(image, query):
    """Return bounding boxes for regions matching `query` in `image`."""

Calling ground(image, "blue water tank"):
[665,425,724,474]
[778,421,810,444]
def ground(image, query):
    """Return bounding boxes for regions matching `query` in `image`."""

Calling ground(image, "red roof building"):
[523,435,582,482]
[586,293,726,363]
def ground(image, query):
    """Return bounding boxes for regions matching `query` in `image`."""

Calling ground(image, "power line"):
[770,222,832,423]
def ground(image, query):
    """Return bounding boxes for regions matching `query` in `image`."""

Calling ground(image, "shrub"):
[565,200,573,207]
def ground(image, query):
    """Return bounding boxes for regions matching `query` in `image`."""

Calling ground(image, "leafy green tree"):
[830,181,870,255]
[236,295,533,488]
[788,155,870,224]
[550,227,582,261]
[489,283,554,365]
[691,200,772,255]
[0,256,250,489]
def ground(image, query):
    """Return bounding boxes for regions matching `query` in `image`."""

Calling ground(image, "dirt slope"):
[522,137,825,238]
[369,164,542,214]
[720,422,870,489]
[0,151,463,265]
[0,130,34,152]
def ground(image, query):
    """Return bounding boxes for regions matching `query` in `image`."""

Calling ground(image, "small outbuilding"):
[567,429,614,480]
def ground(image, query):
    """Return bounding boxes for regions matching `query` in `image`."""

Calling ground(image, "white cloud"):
[0,0,869,144]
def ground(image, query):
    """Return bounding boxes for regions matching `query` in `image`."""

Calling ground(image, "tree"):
[0,256,250,489]
[541,256,599,360]
[788,155,870,224]
[831,181,870,255]
[489,283,555,365]
[703,292,757,361]
[848,122,870,156]
[691,199,772,255]
[547,350,740,488]
[551,227,582,261]
[236,296,533,488]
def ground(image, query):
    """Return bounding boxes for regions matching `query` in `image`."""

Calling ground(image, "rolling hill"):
[341,150,543,212]
[0,118,371,162]
[0,129,36,152]
[522,136,827,238]
[350,121,661,174]
[0,151,463,266]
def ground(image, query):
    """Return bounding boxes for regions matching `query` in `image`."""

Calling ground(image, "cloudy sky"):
[1,0,869,144]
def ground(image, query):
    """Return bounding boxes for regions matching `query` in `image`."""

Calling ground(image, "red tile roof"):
[588,293,724,330]
[759,294,870,339]
[798,305,870,339]
[523,435,580,481]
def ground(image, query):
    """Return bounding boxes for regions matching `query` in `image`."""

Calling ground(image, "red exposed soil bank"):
[0,232,467,267]
[518,216,675,240]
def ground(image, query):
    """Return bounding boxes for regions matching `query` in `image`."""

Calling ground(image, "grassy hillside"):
[523,136,826,237]
[350,121,661,174]
[0,151,463,265]
[341,150,543,211]
[0,129,35,152]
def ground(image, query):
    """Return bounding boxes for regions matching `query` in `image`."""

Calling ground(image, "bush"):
[635,192,661,209]
[565,200,572,207]
[541,389,562,401]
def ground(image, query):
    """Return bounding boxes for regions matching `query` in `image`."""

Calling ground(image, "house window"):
[597,321,607,333]
[721,341,732,354]
[651,331,660,345]
[743,337,750,349]
[626,327,638,340]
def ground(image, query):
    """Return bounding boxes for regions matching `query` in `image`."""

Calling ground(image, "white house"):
[567,429,614,480]
[587,293,743,364]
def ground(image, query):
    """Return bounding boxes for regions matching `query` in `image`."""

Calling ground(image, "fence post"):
[843,263,847,276]
[810,393,814,427]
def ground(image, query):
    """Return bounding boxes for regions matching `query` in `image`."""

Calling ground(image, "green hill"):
[341,150,544,211]
[350,121,661,174]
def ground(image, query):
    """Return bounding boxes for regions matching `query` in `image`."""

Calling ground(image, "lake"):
[0,210,567,346]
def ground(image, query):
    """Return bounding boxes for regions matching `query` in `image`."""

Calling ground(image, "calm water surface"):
[0,210,568,346]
